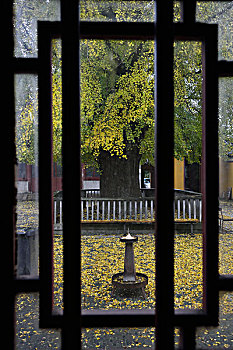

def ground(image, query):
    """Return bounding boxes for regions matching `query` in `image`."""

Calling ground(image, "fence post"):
[81,200,84,221]
[124,201,127,220]
[188,200,191,219]
[134,201,137,220]
[54,201,57,225]
[183,199,186,219]
[102,200,105,220]
[194,200,197,219]
[151,200,154,220]
[113,201,116,220]
[97,200,99,220]
[107,201,111,220]
[119,201,121,220]
[199,199,202,222]
[177,199,181,219]
[140,201,142,220]
[60,200,62,225]
[92,200,94,220]
[86,200,89,220]
[145,200,148,219]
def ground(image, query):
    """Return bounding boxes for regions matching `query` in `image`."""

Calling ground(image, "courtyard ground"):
[15,200,233,349]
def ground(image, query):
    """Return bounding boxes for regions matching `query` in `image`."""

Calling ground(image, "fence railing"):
[53,197,202,228]
[81,189,100,198]
[80,188,202,199]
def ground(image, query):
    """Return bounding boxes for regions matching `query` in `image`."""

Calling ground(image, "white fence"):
[54,197,202,227]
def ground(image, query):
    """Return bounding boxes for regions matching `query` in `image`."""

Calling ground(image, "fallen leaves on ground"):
[16,200,233,348]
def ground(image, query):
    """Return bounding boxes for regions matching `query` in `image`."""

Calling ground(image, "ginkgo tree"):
[80,36,202,197]
[15,1,233,198]
[16,3,203,198]
[81,39,155,197]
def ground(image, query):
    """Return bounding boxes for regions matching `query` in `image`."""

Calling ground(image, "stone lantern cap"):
[120,231,138,243]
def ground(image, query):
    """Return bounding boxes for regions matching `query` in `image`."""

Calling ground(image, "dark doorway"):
[185,161,201,193]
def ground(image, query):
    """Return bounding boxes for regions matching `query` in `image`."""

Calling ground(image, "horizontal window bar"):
[13,57,39,73]
[80,21,155,39]
[39,313,63,329]
[174,309,218,328]
[218,61,233,77]
[81,309,156,328]
[14,276,40,293]
[27,21,220,44]
[80,309,218,328]
[13,307,220,330]
[218,274,233,291]
[174,22,218,40]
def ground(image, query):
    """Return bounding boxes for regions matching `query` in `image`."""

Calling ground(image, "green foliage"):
[16,94,38,164]
[51,40,63,164]
[15,2,233,167]
[196,2,233,61]
[219,78,233,160]
[174,41,202,163]
[80,0,155,22]
[81,42,154,162]
[80,38,155,166]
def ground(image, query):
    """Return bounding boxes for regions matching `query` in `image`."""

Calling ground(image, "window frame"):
[4,0,233,349]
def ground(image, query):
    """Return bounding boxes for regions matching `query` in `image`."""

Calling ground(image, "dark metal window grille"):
[3,0,233,349]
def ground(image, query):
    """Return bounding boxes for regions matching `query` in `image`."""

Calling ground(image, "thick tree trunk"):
[99,147,141,198]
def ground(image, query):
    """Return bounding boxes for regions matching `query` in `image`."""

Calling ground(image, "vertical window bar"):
[155,0,174,348]
[61,1,81,347]
[179,326,196,350]
[201,26,219,324]
[181,0,196,24]
[4,2,15,349]
[38,23,54,326]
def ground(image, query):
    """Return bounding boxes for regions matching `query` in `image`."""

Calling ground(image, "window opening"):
[79,0,156,22]
[196,1,233,61]
[195,76,233,349]
[15,73,39,279]
[173,40,204,312]
[13,0,62,347]
[15,293,61,348]
[193,2,233,348]
[13,0,61,58]
[80,35,157,346]
[8,1,233,349]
